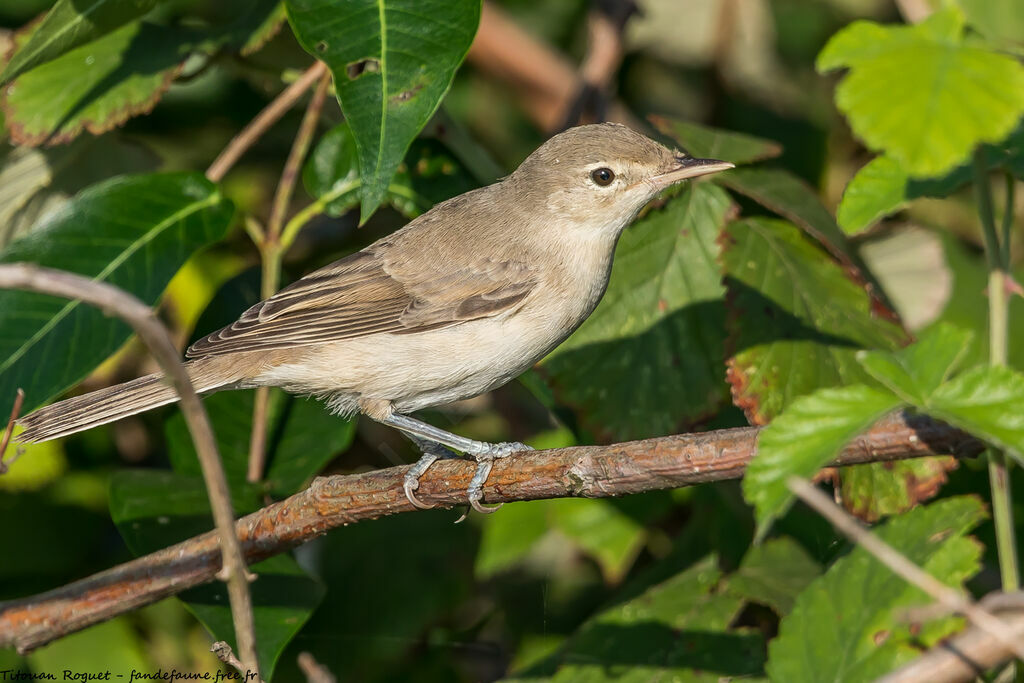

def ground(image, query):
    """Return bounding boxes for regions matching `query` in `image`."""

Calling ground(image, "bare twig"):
[297,652,335,683]
[212,641,260,682]
[0,388,24,468]
[0,264,260,675]
[0,411,981,652]
[788,477,1024,661]
[247,70,332,485]
[206,61,328,184]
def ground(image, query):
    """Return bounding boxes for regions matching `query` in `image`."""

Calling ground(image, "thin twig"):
[297,652,336,683]
[212,641,260,682]
[0,264,260,676]
[788,476,1024,661]
[0,412,982,652]
[206,61,328,183]
[0,388,24,467]
[246,70,332,485]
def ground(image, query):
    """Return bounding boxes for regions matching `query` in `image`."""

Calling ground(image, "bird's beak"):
[650,156,735,188]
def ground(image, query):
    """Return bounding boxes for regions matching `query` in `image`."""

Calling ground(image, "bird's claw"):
[464,441,533,514]
[403,450,445,509]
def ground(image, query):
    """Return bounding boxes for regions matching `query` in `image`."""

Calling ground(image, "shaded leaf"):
[767,496,986,682]
[0,0,158,86]
[650,115,782,166]
[475,501,550,579]
[721,217,908,424]
[509,556,765,683]
[286,0,480,220]
[540,182,733,441]
[723,537,821,616]
[0,172,233,420]
[196,0,287,55]
[166,389,355,497]
[3,21,197,146]
[817,7,1024,177]
[0,135,159,248]
[109,470,323,679]
[743,384,901,534]
[550,499,646,585]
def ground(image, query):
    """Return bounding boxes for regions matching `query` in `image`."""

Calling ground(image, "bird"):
[17,123,733,513]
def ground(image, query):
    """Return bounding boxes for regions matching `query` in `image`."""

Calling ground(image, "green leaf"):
[650,115,783,166]
[767,496,986,682]
[723,537,821,616]
[0,0,158,86]
[286,0,480,221]
[109,470,324,679]
[928,365,1024,464]
[539,182,733,441]
[0,172,233,420]
[856,322,974,404]
[166,389,355,497]
[2,21,196,146]
[475,501,551,578]
[958,0,1024,48]
[721,218,908,424]
[0,135,159,248]
[303,121,476,219]
[26,618,153,673]
[817,7,1024,177]
[550,499,647,584]
[194,0,287,56]
[838,456,958,523]
[743,384,902,534]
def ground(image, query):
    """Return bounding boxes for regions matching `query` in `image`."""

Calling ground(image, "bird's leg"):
[383,413,533,514]
[402,435,457,510]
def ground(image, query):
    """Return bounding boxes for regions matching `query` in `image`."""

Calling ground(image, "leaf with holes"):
[650,115,782,166]
[539,182,734,442]
[767,496,985,682]
[0,172,233,420]
[286,0,480,221]
[0,0,159,86]
[721,217,908,424]
[2,21,198,146]
[817,7,1024,177]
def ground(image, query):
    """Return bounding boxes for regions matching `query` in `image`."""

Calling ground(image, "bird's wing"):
[186,248,537,359]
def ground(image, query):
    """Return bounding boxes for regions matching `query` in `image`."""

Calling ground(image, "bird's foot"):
[462,441,533,518]
[403,441,458,510]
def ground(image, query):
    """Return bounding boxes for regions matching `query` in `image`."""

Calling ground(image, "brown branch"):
[0,411,981,653]
[247,70,333,484]
[789,477,1024,662]
[212,641,261,683]
[0,264,260,675]
[0,388,24,467]
[205,61,328,184]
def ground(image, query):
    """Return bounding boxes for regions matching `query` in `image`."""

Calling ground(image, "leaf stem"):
[973,150,1020,599]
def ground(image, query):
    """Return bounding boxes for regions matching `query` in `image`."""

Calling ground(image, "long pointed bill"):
[651,157,735,189]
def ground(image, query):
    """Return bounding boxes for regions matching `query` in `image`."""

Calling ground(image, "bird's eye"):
[590,167,615,186]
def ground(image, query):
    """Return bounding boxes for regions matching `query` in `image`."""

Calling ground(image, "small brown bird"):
[18,123,732,512]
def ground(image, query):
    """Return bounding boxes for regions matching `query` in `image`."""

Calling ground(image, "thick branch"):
[0,264,259,674]
[0,411,980,653]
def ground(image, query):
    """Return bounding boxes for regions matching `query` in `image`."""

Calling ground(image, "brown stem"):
[246,70,332,485]
[0,388,24,466]
[206,61,328,184]
[0,264,260,676]
[0,411,981,653]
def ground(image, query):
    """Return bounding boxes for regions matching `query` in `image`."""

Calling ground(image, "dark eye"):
[590,167,615,186]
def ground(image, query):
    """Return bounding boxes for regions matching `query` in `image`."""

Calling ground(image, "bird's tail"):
[16,362,230,444]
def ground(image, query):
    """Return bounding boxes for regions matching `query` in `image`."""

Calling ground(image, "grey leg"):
[383,413,533,514]
[402,436,457,510]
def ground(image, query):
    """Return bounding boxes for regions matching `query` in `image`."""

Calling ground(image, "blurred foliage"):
[0,0,1022,681]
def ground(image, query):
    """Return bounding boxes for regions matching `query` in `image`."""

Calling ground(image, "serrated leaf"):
[817,8,1024,177]
[743,384,902,533]
[286,0,480,221]
[166,389,354,497]
[767,496,986,682]
[838,457,958,523]
[0,172,233,420]
[927,365,1024,464]
[550,499,646,585]
[723,537,820,616]
[650,115,782,166]
[109,470,324,679]
[0,0,158,86]
[721,218,908,424]
[303,121,476,219]
[856,322,974,404]
[513,556,765,683]
[0,135,159,248]
[539,182,733,441]
[2,21,196,146]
